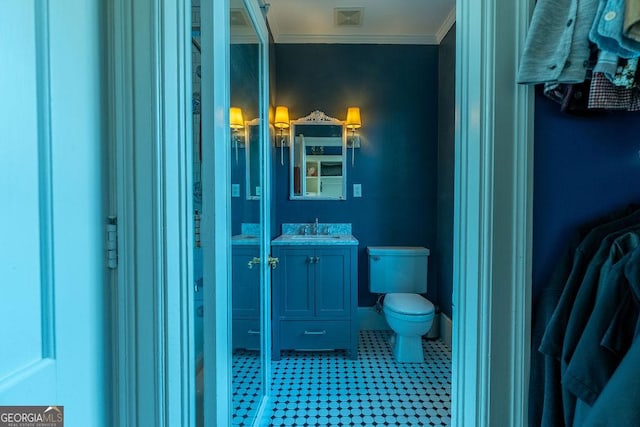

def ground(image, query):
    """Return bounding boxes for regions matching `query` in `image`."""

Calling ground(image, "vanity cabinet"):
[271,244,358,360]
[232,246,261,350]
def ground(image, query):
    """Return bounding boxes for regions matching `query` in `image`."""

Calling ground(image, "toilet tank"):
[367,246,430,294]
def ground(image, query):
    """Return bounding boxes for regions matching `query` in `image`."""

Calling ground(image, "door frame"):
[452,0,534,425]
[108,0,195,425]
[109,0,535,425]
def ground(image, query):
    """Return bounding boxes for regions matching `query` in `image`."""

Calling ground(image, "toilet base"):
[389,333,425,363]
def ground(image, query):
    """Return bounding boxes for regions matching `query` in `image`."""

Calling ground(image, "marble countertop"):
[233,222,358,245]
[231,234,259,246]
[271,234,358,246]
[272,223,357,246]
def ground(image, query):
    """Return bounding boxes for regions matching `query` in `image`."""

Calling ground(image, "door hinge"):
[106,216,118,269]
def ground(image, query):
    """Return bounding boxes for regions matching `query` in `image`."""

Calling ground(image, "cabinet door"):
[232,246,261,318]
[278,247,315,318]
[315,247,350,317]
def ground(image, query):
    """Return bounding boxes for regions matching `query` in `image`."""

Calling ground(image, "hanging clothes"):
[517,0,599,84]
[590,0,640,57]
[624,0,640,41]
[518,0,640,113]
[530,206,640,427]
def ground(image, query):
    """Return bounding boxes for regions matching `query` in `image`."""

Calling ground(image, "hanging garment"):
[588,72,640,110]
[624,0,640,42]
[529,206,640,427]
[537,208,640,426]
[517,0,599,84]
[593,50,621,80]
[563,236,640,405]
[543,82,594,114]
[581,330,640,425]
[589,0,640,57]
[611,57,639,87]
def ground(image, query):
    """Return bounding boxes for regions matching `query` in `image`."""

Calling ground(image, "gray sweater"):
[518,0,599,84]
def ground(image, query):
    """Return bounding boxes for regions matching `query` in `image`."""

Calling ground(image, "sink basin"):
[233,234,258,240]
[287,235,341,239]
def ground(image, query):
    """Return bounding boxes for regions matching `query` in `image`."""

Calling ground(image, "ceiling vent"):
[230,9,249,27]
[334,8,364,27]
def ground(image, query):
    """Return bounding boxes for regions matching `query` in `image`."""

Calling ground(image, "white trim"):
[111,0,195,425]
[357,306,390,331]
[453,0,533,426]
[435,7,456,44]
[440,313,453,349]
[109,0,137,424]
[248,0,274,418]
[273,33,440,45]
[201,0,233,426]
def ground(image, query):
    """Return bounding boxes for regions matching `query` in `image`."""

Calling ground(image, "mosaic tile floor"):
[232,330,452,426]
[232,350,263,425]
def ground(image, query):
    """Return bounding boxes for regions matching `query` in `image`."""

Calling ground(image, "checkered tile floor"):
[232,350,263,424]
[232,330,452,426]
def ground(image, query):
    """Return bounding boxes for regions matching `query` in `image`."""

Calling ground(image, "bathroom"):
[192,0,456,425]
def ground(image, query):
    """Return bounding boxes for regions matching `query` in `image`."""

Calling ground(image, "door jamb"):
[452,0,534,425]
[109,0,536,424]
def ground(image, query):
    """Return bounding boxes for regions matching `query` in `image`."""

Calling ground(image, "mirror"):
[229,1,266,426]
[245,118,261,200]
[290,111,347,200]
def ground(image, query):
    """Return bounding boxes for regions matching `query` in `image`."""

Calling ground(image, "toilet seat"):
[384,293,435,316]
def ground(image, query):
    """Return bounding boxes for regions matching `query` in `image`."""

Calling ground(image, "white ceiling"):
[264,0,456,45]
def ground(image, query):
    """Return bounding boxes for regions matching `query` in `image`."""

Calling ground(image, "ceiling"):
[264,0,456,45]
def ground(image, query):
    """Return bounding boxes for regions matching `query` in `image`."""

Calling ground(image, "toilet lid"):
[385,293,435,315]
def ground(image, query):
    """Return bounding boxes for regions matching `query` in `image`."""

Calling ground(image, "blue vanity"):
[271,223,358,360]
[231,231,261,351]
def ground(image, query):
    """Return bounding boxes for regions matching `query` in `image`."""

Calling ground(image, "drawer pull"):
[247,329,261,335]
[303,330,327,335]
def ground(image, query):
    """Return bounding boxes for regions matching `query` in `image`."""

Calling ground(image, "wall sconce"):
[274,105,290,165]
[229,106,244,164]
[345,106,361,166]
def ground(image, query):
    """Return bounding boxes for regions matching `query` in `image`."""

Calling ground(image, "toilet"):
[367,246,435,363]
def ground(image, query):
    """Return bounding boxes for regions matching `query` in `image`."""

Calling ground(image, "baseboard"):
[357,306,390,330]
[440,312,452,348]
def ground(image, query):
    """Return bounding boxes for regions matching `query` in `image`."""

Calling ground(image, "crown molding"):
[272,33,440,45]
[435,6,456,43]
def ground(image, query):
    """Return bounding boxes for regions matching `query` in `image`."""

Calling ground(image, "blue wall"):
[436,26,456,319]
[533,90,640,302]
[274,44,440,306]
[230,43,261,235]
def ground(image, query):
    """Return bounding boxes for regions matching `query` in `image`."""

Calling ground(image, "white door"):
[0,1,108,425]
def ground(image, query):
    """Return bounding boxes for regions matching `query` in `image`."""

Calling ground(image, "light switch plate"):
[232,184,240,197]
[353,184,362,197]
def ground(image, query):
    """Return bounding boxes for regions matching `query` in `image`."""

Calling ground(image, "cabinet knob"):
[247,329,261,335]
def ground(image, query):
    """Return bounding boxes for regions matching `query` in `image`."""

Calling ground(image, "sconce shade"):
[345,107,361,129]
[274,106,290,129]
[229,107,244,129]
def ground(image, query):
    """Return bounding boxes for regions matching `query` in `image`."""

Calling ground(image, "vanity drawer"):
[232,318,261,350]
[279,320,351,350]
